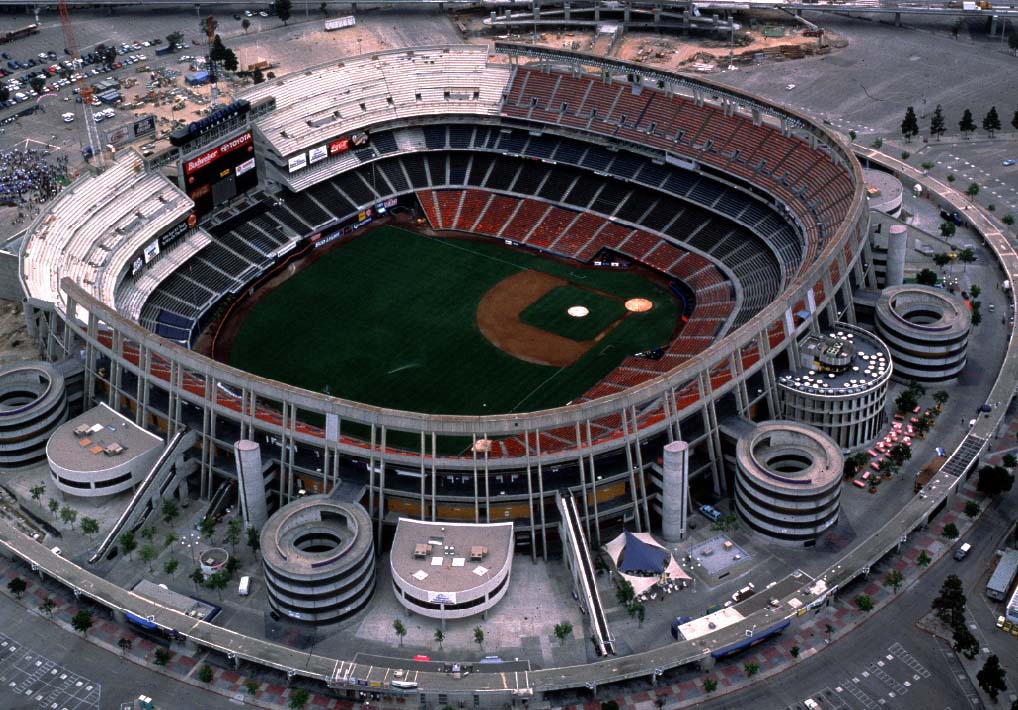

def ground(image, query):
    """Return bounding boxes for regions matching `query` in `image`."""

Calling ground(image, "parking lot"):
[0,631,100,710]
[783,643,935,710]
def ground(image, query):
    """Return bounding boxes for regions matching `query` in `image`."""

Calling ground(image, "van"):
[954,542,972,561]
[238,575,250,596]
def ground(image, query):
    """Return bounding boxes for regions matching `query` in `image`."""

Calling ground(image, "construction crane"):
[204,15,220,108]
[58,0,105,171]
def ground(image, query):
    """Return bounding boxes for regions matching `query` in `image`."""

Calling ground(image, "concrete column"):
[661,441,690,542]
[234,440,268,530]
[886,224,907,286]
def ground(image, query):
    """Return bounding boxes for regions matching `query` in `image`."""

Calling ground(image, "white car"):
[92,112,103,122]
[102,108,115,119]
[785,83,796,91]
[61,112,74,123]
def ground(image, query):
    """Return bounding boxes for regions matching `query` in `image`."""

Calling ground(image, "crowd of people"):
[0,145,69,224]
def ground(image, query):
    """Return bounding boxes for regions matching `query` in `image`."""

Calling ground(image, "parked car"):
[61,112,74,123]
[1004,159,1016,167]
[699,504,722,522]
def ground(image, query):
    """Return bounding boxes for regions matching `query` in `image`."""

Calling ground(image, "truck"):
[246,60,271,73]
[324,16,356,31]
[987,550,1018,601]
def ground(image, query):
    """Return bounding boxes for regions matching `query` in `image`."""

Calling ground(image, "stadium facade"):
[16,44,868,555]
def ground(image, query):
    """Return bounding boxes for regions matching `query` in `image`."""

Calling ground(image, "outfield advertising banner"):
[142,239,160,264]
[132,115,156,139]
[182,130,257,216]
[287,153,307,173]
[310,207,374,248]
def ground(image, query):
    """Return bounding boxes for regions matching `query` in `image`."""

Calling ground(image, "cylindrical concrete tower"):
[886,224,907,286]
[661,441,690,542]
[234,439,268,530]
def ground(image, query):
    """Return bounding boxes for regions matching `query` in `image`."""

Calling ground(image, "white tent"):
[604,531,690,597]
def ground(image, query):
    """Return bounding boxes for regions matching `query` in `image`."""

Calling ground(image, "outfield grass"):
[519,285,625,342]
[229,226,678,415]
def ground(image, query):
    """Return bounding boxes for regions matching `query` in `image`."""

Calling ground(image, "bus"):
[0,24,40,45]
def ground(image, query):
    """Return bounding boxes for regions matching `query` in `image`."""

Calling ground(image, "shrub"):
[855,594,874,611]
[943,522,959,539]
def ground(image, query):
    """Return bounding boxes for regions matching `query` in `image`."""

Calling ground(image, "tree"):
[6,577,26,600]
[139,543,158,571]
[163,532,177,549]
[930,105,946,140]
[616,579,636,607]
[247,526,261,551]
[855,594,874,612]
[0,86,8,103]
[29,75,47,95]
[80,516,99,539]
[790,645,800,658]
[969,283,981,299]
[711,513,737,533]
[953,622,979,659]
[1002,453,1017,469]
[978,464,1015,497]
[983,106,1002,138]
[473,626,485,649]
[843,451,869,479]
[245,681,259,696]
[190,567,205,588]
[933,390,949,410]
[47,498,59,517]
[393,619,407,647]
[289,688,310,710]
[200,516,216,539]
[59,505,77,527]
[434,628,444,650]
[39,597,55,617]
[933,252,951,269]
[29,484,45,501]
[940,221,957,239]
[894,389,918,415]
[119,530,137,559]
[206,571,229,599]
[704,678,718,693]
[223,48,239,73]
[226,518,243,551]
[275,0,293,25]
[964,500,981,518]
[553,621,574,645]
[888,442,912,467]
[884,569,904,593]
[141,526,156,543]
[957,248,976,272]
[900,106,919,143]
[166,31,184,49]
[977,654,1007,702]
[878,457,898,479]
[744,661,760,677]
[154,648,171,666]
[253,68,265,84]
[164,557,179,576]
[71,609,93,636]
[161,498,179,525]
[959,109,976,139]
[118,637,133,656]
[198,664,214,684]
[966,182,980,199]
[943,522,959,539]
[1013,107,1018,131]
[915,268,938,286]
[242,18,251,33]
[917,550,931,567]
[932,574,967,628]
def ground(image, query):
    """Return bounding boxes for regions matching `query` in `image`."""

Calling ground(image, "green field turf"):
[228,226,678,415]
[519,285,625,342]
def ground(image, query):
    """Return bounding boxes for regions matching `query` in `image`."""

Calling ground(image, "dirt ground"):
[0,300,37,366]
[475,270,594,368]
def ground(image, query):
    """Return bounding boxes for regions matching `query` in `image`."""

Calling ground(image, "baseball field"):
[227,226,679,415]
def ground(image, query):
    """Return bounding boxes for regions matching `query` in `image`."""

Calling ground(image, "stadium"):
[17,42,867,554]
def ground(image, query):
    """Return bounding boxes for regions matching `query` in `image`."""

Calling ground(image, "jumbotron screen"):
[182,130,258,216]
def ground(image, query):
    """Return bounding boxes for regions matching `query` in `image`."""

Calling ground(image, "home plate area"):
[0,633,100,710]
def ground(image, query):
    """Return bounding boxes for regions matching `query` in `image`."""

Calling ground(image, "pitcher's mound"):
[625,298,653,313]
[567,306,590,318]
